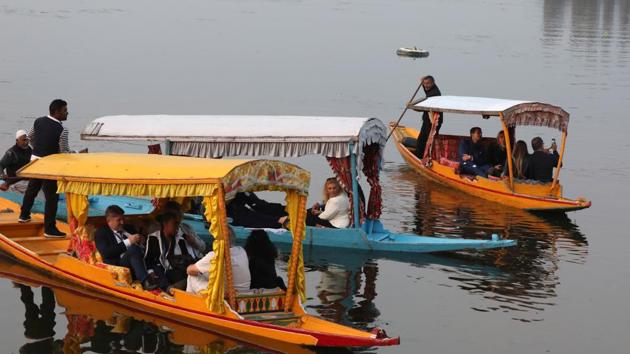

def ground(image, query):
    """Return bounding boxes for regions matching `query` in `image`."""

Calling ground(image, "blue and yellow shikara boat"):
[80,115,516,252]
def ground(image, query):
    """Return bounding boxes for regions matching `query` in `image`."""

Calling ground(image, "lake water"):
[1,0,629,353]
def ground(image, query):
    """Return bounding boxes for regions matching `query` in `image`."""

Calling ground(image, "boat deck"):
[0,206,70,263]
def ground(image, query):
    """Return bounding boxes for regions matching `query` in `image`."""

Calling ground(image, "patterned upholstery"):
[439,157,460,169]
[95,262,132,285]
[433,135,497,161]
[235,290,286,314]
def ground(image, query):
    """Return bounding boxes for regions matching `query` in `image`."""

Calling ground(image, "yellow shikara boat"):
[0,153,399,348]
[0,255,317,353]
[390,96,591,212]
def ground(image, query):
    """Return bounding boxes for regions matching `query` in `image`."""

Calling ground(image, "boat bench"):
[433,135,496,161]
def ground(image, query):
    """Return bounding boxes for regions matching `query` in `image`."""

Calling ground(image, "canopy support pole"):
[549,130,567,196]
[284,193,307,312]
[217,186,236,310]
[499,114,514,191]
[422,111,439,163]
[349,141,361,228]
[164,139,172,155]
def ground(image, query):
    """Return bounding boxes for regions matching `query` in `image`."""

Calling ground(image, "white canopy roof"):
[82,115,388,159]
[409,96,570,132]
[410,96,531,115]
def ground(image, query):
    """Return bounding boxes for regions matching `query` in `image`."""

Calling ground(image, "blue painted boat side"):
[230,220,515,253]
[4,191,515,253]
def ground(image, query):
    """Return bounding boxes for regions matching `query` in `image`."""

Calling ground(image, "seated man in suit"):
[458,127,490,177]
[526,136,560,182]
[94,205,159,290]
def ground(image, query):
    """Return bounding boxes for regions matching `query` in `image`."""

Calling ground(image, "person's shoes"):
[44,229,66,238]
[18,216,31,223]
[142,277,159,291]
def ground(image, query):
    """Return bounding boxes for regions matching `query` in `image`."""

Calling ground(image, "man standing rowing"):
[415,75,443,158]
[19,99,84,238]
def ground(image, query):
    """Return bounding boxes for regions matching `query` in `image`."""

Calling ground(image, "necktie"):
[115,231,126,244]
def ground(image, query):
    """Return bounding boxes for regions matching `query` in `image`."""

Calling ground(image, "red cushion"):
[439,157,460,169]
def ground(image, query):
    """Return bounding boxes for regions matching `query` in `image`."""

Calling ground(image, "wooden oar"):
[386,80,424,142]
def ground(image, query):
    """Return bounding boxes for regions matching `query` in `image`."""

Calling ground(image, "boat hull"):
[233,220,515,253]
[396,48,429,57]
[390,124,591,212]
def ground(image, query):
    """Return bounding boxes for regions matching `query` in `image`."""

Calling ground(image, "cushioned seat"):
[439,157,460,169]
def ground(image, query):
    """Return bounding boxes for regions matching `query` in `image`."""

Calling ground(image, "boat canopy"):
[17,153,310,199]
[81,115,388,159]
[81,115,387,225]
[18,153,310,314]
[409,96,570,132]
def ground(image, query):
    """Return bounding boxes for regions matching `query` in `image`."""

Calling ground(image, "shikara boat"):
[0,256,316,353]
[0,153,399,348]
[80,115,516,252]
[390,96,591,212]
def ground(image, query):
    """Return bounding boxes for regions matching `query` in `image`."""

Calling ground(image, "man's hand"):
[311,203,321,215]
[550,141,558,152]
[0,183,9,191]
[187,264,200,276]
[462,154,472,162]
[128,234,141,245]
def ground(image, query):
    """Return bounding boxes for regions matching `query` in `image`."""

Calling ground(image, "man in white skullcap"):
[0,130,32,193]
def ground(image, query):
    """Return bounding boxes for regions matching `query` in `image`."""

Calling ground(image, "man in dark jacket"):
[0,130,32,193]
[227,192,288,228]
[415,75,443,158]
[527,136,559,182]
[94,205,159,290]
[19,99,78,237]
[458,127,490,177]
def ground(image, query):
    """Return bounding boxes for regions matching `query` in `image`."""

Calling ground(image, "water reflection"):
[379,162,587,320]
[17,284,61,353]
[543,0,630,71]
[305,257,380,329]
[0,256,316,354]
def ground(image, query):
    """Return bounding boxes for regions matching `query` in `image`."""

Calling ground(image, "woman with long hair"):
[510,140,530,179]
[306,177,350,228]
[244,229,286,290]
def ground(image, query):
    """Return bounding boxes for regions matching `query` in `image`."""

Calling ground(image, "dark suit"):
[94,225,149,282]
[227,192,287,228]
[415,84,443,158]
[458,138,490,177]
[526,150,560,182]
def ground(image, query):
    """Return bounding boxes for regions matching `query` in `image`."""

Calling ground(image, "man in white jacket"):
[185,228,250,294]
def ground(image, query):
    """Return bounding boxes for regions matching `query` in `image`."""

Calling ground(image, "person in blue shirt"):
[458,127,490,177]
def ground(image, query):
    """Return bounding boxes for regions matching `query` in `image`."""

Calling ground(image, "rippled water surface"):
[1,0,629,353]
